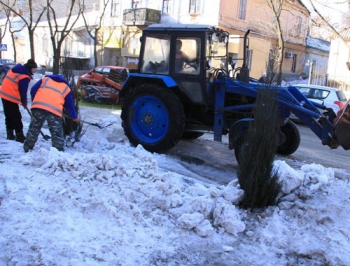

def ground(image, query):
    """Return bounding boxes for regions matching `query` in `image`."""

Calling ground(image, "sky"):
[1,94,350,265]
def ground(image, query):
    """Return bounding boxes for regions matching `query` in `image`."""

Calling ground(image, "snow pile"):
[0,106,350,265]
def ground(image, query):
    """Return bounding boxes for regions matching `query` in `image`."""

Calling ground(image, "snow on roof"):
[339,28,350,40]
[306,36,330,52]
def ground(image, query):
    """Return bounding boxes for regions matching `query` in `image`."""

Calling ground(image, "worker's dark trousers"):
[1,98,23,133]
[24,109,65,152]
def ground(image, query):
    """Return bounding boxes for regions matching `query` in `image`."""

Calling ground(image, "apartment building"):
[0,0,329,80]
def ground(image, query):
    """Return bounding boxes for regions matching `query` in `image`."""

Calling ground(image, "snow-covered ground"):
[0,102,350,265]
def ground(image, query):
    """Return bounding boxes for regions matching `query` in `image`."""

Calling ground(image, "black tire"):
[121,84,185,153]
[234,131,248,164]
[276,120,300,155]
[89,87,102,104]
[182,132,204,140]
[82,86,98,103]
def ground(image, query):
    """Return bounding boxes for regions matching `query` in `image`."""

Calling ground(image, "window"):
[175,38,200,75]
[42,35,48,55]
[291,54,297,73]
[111,0,120,17]
[238,0,247,20]
[189,0,201,14]
[17,0,24,9]
[296,17,302,36]
[132,0,140,8]
[142,35,170,75]
[163,0,173,14]
[63,41,70,57]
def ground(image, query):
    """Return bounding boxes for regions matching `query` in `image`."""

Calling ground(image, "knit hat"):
[24,59,38,69]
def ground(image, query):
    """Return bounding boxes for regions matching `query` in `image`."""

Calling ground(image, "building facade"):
[327,28,350,90]
[0,0,330,82]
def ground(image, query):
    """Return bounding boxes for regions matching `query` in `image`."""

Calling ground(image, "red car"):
[77,66,128,105]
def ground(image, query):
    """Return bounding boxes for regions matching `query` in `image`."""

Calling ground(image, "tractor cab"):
[136,24,230,106]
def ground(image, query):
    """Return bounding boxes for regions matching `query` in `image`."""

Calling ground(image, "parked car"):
[77,66,128,105]
[0,59,16,80]
[290,84,348,121]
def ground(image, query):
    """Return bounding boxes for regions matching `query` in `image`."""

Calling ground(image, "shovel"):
[63,114,115,129]
[78,119,115,129]
[24,107,51,141]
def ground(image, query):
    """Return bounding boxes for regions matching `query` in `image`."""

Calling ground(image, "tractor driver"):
[175,39,192,73]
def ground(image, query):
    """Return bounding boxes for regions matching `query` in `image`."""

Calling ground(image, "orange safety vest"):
[0,70,30,104]
[31,77,70,117]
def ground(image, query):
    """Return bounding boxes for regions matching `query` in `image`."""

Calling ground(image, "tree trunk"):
[52,47,61,74]
[50,36,61,74]
[276,17,284,85]
[94,31,98,67]
[11,34,17,62]
[28,29,35,60]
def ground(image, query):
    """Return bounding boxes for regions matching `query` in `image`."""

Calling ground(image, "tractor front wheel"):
[276,120,300,155]
[121,84,185,153]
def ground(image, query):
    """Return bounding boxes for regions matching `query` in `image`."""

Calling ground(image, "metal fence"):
[309,64,350,92]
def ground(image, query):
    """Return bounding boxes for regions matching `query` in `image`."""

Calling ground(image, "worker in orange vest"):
[23,75,79,152]
[0,59,37,142]
[175,39,191,72]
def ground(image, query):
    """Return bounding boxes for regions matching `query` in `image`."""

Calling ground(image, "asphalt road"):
[286,123,350,171]
[164,122,350,184]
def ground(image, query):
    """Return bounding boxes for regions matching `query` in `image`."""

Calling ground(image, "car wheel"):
[121,84,185,153]
[276,120,300,155]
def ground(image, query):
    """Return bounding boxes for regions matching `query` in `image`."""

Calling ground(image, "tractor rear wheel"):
[276,120,300,155]
[121,84,185,153]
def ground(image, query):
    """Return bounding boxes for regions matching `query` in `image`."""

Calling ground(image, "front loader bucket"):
[334,100,350,150]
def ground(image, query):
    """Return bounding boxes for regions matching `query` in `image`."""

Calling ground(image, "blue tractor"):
[118,24,340,161]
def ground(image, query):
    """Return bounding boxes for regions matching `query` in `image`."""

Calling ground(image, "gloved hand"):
[72,118,79,123]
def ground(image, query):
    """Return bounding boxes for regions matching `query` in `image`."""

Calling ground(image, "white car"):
[292,84,348,118]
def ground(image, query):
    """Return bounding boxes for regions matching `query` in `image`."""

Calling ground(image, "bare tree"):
[0,6,10,60]
[0,4,26,62]
[0,0,49,60]
[81,0,110,67]
[306,0,350,50]
[9,13,25,62]
[265,0,285,85]
[46,0,83,74]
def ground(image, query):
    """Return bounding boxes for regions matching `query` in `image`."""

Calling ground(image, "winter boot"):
[15,131,26,143]
[6,129,15,140]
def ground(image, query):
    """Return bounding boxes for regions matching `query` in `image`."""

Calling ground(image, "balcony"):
[123,8,161,26]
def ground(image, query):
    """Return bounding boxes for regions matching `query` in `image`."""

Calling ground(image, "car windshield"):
[103,68,111,74]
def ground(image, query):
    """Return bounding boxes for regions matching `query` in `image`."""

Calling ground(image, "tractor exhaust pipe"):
[238,30,250,83]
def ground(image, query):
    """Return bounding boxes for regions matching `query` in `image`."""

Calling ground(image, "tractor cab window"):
[175,38,200,75]
[206,31,228,69]
[141,35,170,75]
